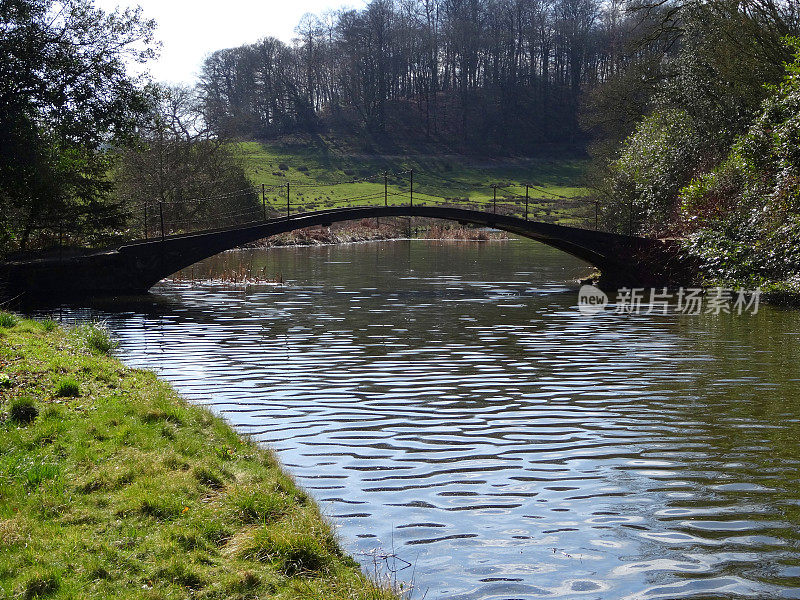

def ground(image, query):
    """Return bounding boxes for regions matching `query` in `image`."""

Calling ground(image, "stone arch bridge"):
[1,205,689,299]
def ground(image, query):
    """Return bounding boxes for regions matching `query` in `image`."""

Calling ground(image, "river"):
[43,238,800,599]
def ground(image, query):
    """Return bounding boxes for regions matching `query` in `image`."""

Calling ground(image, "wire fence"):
[34,170,602,252]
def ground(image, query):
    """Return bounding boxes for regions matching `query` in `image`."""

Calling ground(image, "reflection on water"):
[41,239,800,599]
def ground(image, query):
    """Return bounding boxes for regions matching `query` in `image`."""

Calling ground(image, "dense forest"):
[3,0,800,294]
[198,0,634,152]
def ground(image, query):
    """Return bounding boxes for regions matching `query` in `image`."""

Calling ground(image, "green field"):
[0,316,398,600]
[237,141,593,226]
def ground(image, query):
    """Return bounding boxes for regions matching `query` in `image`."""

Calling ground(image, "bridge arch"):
[118,206,648,291]
[3,206,680,298]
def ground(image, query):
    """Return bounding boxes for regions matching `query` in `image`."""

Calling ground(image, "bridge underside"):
[1,206,691,299]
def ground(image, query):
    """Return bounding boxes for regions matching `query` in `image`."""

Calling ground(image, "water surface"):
[45,239,800,599]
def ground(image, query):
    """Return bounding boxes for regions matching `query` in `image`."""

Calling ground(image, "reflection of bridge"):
[2,203,689,299]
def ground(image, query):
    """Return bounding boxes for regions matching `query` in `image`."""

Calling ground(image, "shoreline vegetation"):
[0,316,400,600]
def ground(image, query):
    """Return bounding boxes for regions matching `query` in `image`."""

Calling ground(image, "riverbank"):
[0,316,398,600]
[249,220,509,248]
[679,244,800,307]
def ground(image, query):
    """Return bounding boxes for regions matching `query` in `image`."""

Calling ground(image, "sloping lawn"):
[0,316,396,600]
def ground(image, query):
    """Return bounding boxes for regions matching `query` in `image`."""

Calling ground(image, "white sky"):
[94,0,367,85]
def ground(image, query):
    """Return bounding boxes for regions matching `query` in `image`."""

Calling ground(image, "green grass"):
[237,140,594,226]
[0,316,398,600]
[0,312,18,328]
[71,322,116,355]
[8,397,38,425]
[54,377,80,397]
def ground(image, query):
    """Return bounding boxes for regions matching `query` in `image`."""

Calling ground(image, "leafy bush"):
[10,397,38,425]
[680,38,800,285]
[608,109,704,234]
[55,378,80,398]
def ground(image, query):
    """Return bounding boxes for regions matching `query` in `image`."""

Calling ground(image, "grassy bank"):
[238,140,593,226]
[0,316,398,600]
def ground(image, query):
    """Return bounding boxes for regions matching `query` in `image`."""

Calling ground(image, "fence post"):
[595,200,599,230]
[525,185,529,221]
[628,197,633,236]
[409,170,413,207]
[159,201,165,241]
[492,185,497,214]
[262,183,266,221]
[144,204,148,239]
[286,182,290,218]
[384,172,388,207]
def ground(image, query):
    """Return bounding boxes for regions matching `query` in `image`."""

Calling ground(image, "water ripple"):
[42,239,800,600]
